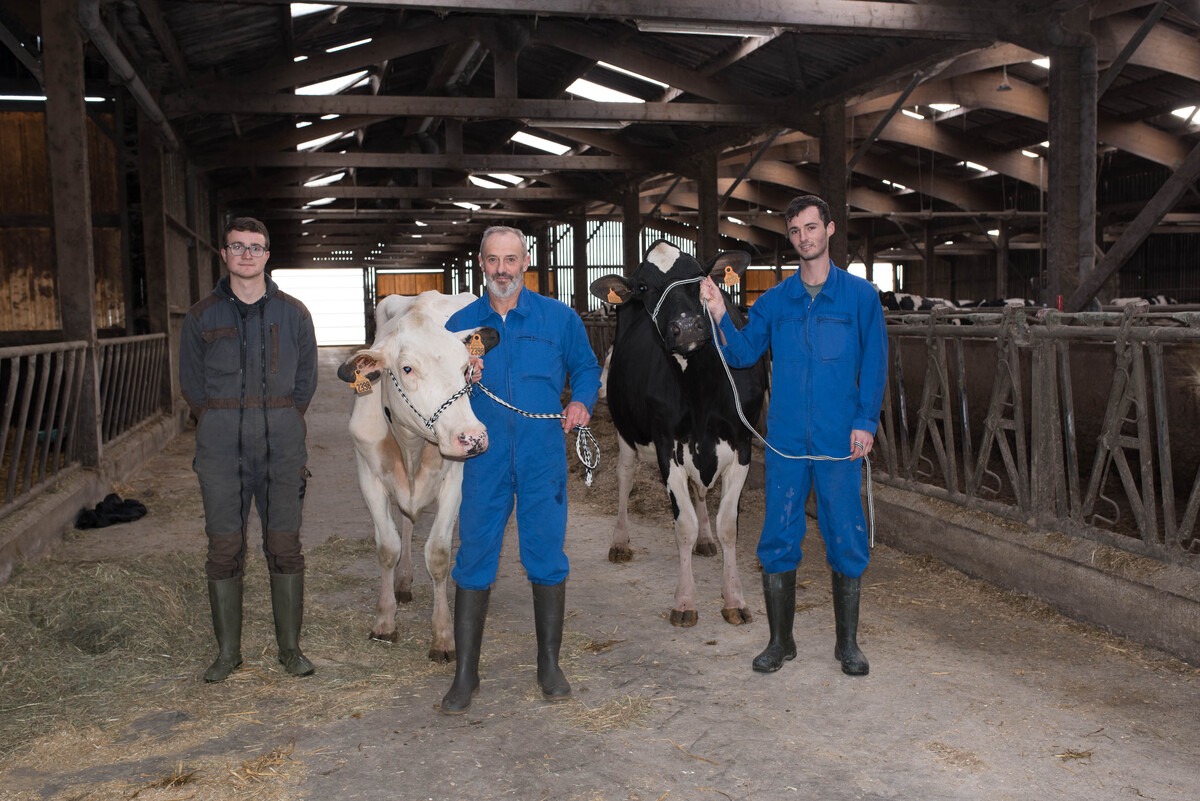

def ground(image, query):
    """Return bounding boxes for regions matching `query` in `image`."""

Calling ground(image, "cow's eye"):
[402,366,413,374]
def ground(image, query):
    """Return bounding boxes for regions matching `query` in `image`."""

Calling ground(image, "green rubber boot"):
[204,577,243,683]
[270,572,315,677]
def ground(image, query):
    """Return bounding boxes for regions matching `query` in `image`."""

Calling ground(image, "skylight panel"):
[296,70,369,96]
[1032,58,1050,69]
[291,4,333,18]
[565,79,644,104]
[488,174,524,185]
[453,201,482,211]
[511,131,570,155]
[1171,106,1197,120]
[303,172,346,187]
[902,109,925,120]
[326,38,372,54]
[297,131,353,151]
[929,103,960,113]
[468,176,507,189]
[597,62,668,88]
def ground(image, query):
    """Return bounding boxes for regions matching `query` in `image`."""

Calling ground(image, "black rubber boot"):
[752,570,797,673]
[532,581,571,701]
[441,587,491,715]
[270,572,315,677]
[832,572,869,676]
[204,577,243,682]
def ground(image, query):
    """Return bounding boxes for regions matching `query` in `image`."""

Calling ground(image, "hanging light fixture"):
[996,63,1013,92]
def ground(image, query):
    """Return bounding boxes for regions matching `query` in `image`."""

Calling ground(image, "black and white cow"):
[590,240,766,627]
[1109,295,1179,307]
[879,291,958,312]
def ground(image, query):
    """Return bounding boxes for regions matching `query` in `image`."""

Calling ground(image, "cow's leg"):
[609,437,637,563]
[425,466,462,662]
[360,469,402,642]
[692,482,717,557]
[394,515,414,603]
[665,463,700,627]
[716,462,752,625]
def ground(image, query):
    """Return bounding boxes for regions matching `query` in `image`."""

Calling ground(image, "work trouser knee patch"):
[265,530,304,574]
[207,531,246,580]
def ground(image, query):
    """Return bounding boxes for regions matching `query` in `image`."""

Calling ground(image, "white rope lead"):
[703,302,876,549]
[471,380,600,487]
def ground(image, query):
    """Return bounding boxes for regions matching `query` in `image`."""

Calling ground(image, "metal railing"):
[875,304,1200,567]
[1,334,169,513]
[98,334,167,443]
[0,341,88,508]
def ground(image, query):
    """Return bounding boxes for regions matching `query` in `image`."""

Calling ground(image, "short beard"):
[486,274,522,299]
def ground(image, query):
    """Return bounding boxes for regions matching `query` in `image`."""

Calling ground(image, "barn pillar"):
[137,113,180,417]
[572,212,588,313]
[1044,15,1097,307]
[622,184,641,273]
[43,0,101,466]
[696,155,719,264]
[819,99,848,269]
[995,221,1010,299]
[922,223,935,296]
[535,223,551,297]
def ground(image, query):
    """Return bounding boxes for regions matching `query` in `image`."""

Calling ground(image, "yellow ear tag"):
[723,264,740,287]
[606,287,622,305]
[467,332,486,357]
[351,369,373,396]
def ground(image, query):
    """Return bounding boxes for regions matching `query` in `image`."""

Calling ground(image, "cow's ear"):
[709,251,751,288]
[590,275,633,305]
[338,350,384,383]
[457,326,500,356]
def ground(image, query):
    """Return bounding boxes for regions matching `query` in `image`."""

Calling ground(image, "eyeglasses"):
[225,242,267,257]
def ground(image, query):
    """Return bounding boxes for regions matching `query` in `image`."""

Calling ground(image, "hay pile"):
[0,536,444,799]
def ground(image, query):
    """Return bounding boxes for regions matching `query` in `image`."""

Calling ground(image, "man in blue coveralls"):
[440,226,601,714]
[700,195,887,677]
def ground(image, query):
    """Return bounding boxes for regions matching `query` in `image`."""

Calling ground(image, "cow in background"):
[879,291,958,311]
[590,241,766,627]
[337,292,498,660]
[1109,295,1180,307]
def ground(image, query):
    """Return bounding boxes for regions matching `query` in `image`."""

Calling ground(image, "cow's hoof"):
[608,545,633,563]
[693,541,718,557]
[369,631,399,643]
[428,647,455,663]
[721,606,753,625]
[670,609,699,627]
[394,589,413,604]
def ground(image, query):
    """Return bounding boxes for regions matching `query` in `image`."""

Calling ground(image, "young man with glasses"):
[180,216,319,682]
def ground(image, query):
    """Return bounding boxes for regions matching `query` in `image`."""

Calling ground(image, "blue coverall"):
[716,262,887,578]
[447,289,602,590]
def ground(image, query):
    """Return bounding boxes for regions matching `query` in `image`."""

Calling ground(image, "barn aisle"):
[1,346,1197,801]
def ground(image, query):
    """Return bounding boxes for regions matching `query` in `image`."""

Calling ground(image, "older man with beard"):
[440,225,601,715]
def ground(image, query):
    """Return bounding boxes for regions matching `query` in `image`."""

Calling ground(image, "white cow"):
[339,291,497,660]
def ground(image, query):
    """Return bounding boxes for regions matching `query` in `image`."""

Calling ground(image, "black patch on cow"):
[383,406,392,423]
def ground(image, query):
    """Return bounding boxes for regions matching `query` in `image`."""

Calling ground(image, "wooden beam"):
[166,92,801,127]
[353,1,1010,39]
[198,152,665,172]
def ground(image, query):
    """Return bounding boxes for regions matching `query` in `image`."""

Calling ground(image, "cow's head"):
[589,240,750,354]
[339,318,499,458]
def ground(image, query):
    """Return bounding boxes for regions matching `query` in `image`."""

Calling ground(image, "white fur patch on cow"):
[647,241,682,274]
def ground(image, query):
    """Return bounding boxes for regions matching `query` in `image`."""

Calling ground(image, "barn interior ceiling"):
[3,0,1199,270]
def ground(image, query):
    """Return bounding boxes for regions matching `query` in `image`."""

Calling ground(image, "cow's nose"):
[460,430,488,456]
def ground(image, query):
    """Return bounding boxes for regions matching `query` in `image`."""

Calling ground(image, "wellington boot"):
[532,581,571,701]
[441,587,491,715]
[832,572,869,676]
[270,572,315,677]
[204,577,243,683]
[752,570,797,673]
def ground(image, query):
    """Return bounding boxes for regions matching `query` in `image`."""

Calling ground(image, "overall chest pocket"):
[812,313,853,361]
[202,327,240,376]
[515,335,561,384]
[772,316,808,362]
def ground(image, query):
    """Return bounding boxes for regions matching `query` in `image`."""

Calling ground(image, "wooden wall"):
[0,110,124,335]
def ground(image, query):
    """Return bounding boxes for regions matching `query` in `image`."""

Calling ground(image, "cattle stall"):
[877,304,1200,568]
[0,334,167,514]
